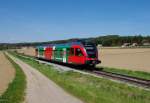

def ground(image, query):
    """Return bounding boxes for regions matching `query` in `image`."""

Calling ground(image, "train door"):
[52,46,55,60]
[65,48,70,63]
[68,47,75,63]
[45,47,52,60]
[39,47,45,58]
[63,48,67,63]
[74,48,85,64]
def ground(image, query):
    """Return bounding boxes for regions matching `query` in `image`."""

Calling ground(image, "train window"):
[67,48,70,55]
[70,48,74,56]
[75,48,83,56]
[60,50,63,57]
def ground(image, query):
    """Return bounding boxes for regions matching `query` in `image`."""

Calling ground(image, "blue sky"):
[0,0,150,43]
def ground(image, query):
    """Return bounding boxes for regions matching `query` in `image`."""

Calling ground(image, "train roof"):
[36,39,94,48]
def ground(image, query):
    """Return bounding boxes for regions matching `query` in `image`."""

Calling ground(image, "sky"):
[0,0,150,43]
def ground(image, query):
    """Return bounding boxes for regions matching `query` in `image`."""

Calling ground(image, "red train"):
[35,40,101,67]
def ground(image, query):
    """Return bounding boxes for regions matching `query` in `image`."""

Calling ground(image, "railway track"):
[12,53,150,89]
[92,70,150,88]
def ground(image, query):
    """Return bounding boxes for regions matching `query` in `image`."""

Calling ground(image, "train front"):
[83,42,101,67]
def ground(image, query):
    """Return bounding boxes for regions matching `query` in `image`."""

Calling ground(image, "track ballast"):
[92,70,150,88]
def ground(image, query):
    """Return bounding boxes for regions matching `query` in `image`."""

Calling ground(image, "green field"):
[0,53,26,103]
[10,52,150,103]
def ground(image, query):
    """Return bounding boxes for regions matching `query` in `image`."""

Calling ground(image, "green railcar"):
[53,46,70,63]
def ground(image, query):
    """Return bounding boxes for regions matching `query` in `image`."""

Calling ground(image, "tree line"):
[91,35,150,46]
[0,35,150,50]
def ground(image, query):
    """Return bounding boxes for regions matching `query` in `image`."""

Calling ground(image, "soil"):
[0,52,15,95]
[17,47,35,57]
[98,48,150,72]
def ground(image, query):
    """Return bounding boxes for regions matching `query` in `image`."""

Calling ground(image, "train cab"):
[68,40,101,67]
[83,42,101,66]
[68,45,86,65]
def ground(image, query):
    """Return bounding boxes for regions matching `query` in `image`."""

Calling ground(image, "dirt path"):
[7,53,83,103]
[0,52,15,95]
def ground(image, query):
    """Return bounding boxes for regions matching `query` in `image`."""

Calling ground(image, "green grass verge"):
[0,53,26,103]
[10,52,150,103]
[97,66,150,80]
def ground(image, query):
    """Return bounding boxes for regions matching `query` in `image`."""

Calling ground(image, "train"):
[35,40,101,67]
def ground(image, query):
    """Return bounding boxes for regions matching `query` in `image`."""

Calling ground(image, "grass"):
[97,66,150,80]
[0,53,26,103]
[10,52,150,103]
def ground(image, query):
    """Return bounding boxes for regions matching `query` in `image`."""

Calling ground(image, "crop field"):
[16,47,35,57]
[0,53,26,103]
[98,48,150,72]
[0,52,15,95]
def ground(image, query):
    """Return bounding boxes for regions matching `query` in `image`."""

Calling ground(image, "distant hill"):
[0,35,150,50]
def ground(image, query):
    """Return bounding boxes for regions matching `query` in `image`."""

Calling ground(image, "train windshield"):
[84,44,97,58]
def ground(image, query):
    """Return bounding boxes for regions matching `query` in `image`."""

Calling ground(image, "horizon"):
[0,34,149,44]
[0,0,150,43]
